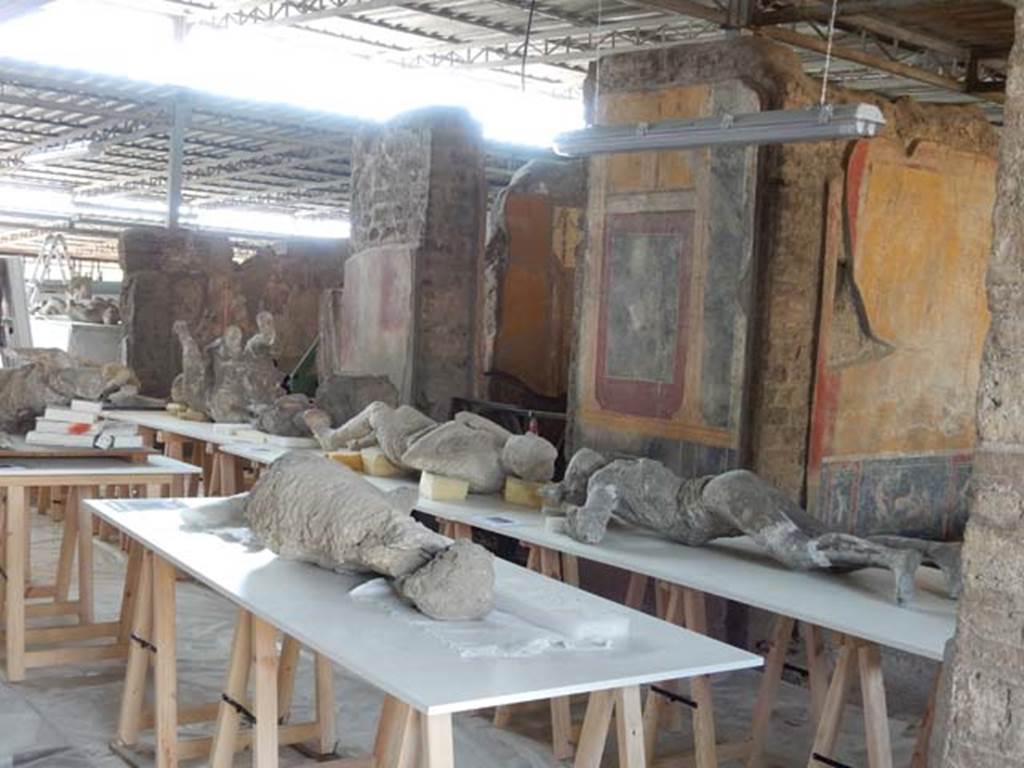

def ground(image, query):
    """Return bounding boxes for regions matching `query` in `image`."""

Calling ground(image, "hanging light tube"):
[22,140,103,166]
[552,104,886,157]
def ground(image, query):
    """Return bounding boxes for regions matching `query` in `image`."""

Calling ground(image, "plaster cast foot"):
[928,543,963,600]
[870,536,963,599]
[890,549,923,605]
[815,533,922,604]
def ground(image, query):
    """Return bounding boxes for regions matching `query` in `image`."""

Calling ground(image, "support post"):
[166,18,190,231]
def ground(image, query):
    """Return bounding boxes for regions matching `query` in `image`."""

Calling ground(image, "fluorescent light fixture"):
[22,140,103,165]
[552,104,886,157]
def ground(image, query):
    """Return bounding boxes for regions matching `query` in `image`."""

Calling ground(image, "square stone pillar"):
[333,107,487,420]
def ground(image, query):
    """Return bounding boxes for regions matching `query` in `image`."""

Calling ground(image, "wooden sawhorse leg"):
[492,544,574,760]
[806,636,893,768]
[573,686,647,768]
[744,615,796,768]
[910,667,940,768]
[642,585,724,768]
[4,485,28,681]
[218,451,245,496]
[439,521,473,540]
[317,696,451,768]
[115,559,337,768]
[210,610,337,767]
[5,484,130,682]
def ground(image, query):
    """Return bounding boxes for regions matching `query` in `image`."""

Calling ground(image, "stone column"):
[333,107,486,420]
[936,6,1024,765]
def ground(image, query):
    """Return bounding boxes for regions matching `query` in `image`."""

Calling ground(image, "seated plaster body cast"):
[547,449,962,605]
[172,312,301,430]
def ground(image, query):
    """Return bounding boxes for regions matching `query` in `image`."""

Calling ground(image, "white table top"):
[220,442,311,465]
[364,477,957,662]
[85,497,761,715]
[214,445,957,660]
[105,410,249,446]
[0,454,201,479]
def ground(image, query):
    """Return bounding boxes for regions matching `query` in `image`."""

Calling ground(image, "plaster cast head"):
[500,432,558,482]
[172,320,190,341]
[256,310,276,339]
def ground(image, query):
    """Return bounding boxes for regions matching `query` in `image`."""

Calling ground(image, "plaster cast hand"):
[564,484,620,545]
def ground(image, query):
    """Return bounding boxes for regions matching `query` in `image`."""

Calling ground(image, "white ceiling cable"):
[820,0,841,107]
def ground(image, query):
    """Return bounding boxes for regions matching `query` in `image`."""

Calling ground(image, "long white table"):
[0,455,200,681]
[218,443,954,767]
[106,410,264,495]
[367,480,954,661]
[369,476,954,768]
[86,496,762,768]
[104,409,249,446]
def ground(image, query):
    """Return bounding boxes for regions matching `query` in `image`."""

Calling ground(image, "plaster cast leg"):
[869,536,962,599]
[704,470,921,603]
[304,408,340,449]
[304,403,385,451]
[812,534,922,604]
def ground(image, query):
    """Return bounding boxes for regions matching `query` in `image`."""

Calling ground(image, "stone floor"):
[0,514,924,766]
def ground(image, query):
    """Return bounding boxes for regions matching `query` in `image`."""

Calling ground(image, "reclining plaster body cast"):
[0,348,155,433]
[304,402,558,493]
[549,449,962,605]
[189,451,495,620]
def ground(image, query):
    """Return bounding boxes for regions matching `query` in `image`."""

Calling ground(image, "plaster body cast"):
[304,402,558,494]
[189,451,495,620]
[172,311,293,427]
[0,348,155,433]
[549,449,962,605]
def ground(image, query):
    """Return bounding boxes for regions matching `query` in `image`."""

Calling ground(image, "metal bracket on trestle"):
[812,753,854,768]
[650,684,698,709]
[221,692,256,726]
[130,633,156,653]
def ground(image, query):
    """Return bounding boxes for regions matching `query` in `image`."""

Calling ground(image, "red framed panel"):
[595,210,695,419]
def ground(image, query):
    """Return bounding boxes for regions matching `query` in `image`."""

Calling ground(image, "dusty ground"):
[0,514,922,766]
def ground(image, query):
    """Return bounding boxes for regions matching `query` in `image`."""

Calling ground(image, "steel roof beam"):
[401,20,721,68]
[628,0,1005,104]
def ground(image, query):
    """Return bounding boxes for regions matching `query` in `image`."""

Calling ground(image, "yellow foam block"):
[504,477,548,509]
[328,450,364,473]
[360,447,402,477]
[419,471,470,502]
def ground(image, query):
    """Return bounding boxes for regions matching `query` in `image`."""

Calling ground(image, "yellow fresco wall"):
[828,140,995,457]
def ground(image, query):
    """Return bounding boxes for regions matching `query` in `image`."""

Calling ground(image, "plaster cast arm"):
[304,402,387,451]
[563,485,622,544]
[173,321,204,373]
